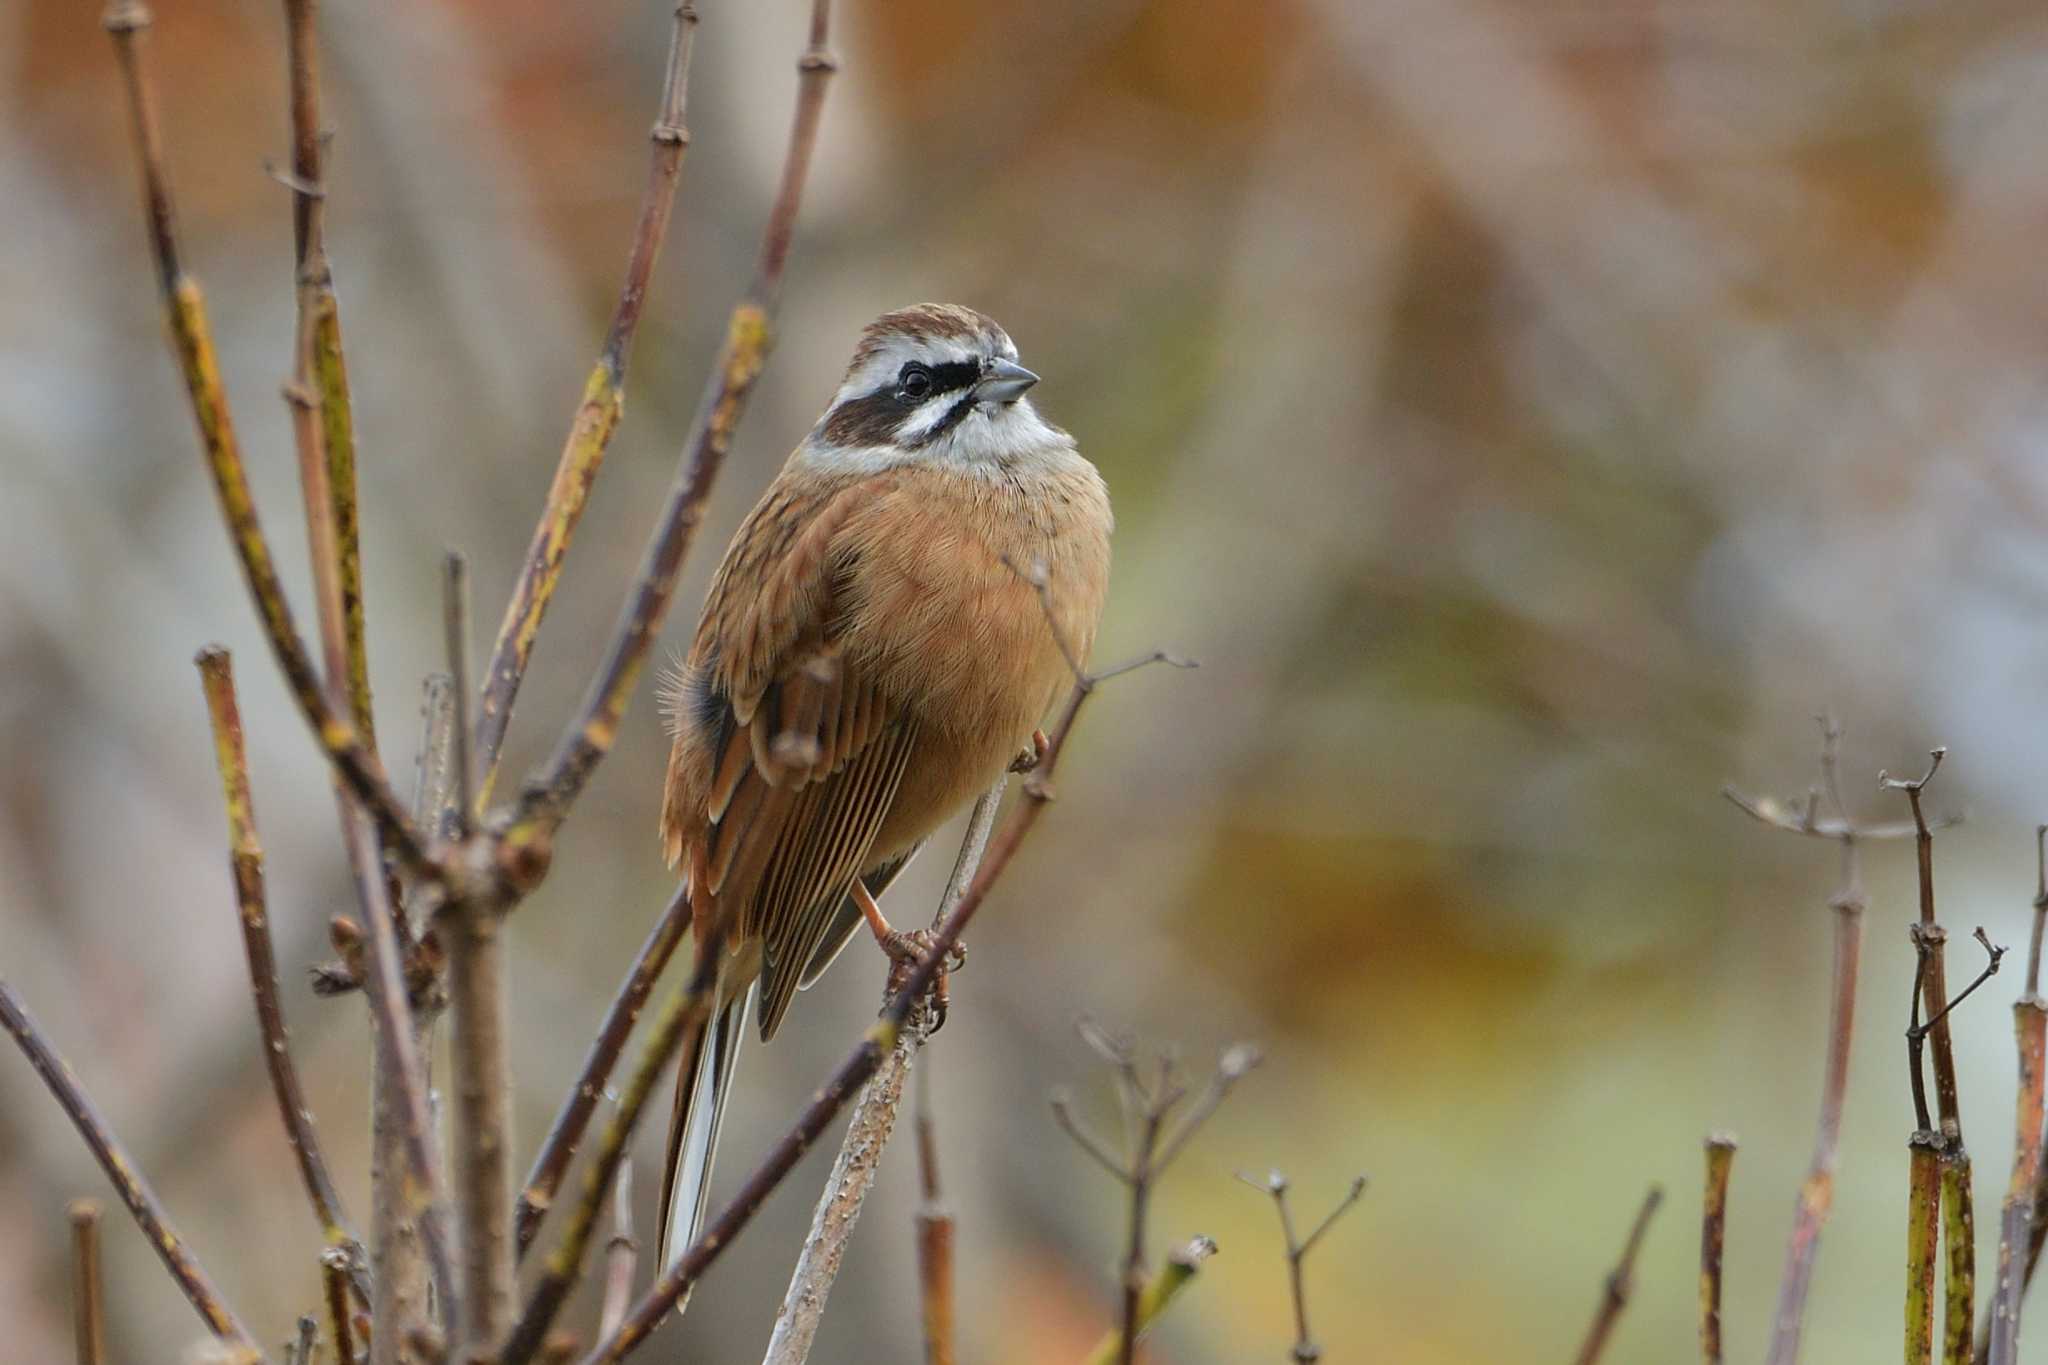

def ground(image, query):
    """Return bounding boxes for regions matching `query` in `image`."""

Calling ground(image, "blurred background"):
[7,0,2048,1359]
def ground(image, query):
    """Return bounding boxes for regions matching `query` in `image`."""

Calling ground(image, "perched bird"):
[654,303,1113,1269]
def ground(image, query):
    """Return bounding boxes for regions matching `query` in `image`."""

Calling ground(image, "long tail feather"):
[657,981,752,1279]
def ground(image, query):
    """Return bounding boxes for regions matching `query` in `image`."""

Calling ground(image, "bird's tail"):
[657,979,753,1281]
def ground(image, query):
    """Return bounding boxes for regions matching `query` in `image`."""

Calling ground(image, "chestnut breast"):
[836,456,1111,851]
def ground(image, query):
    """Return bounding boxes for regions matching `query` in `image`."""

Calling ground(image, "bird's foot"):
[880,927,968,1034]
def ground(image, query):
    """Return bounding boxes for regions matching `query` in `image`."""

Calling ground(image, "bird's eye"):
[898,363,933,401]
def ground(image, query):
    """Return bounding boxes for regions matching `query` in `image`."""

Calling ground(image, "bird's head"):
[804,304,1066,472]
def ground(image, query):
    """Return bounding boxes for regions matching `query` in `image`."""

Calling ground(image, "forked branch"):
[1234,1170,1367,1362]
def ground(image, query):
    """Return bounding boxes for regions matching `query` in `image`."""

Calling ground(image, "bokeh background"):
[7,0,2048,1359]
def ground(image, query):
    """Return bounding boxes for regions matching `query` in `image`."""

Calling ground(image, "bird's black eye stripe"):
[896,360,980,403]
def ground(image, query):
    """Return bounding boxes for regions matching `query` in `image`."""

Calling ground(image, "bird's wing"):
[661,469,914,1039]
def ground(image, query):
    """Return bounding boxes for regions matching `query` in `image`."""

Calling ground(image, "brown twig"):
[196,647,370,1297]
[914,1062,955,1365]
[323,1247,356,1365]
[1885,751,1964,1145]
[579,650,1191,1364]
[1078,1238,1219,1365]
[1984,827,2048,1364]
[508,0,839,844]
[1729,717,1870,1365]
[0,980,260,1353]
[1234,1170,1367,1363]
[599,1159,638,1343]
[514,882,690,1258]
[473,1,701,804]
[280,0,373,754]
[100,0,428,877]
[1701,1135,1735,1365]
[70,1200,105,1365]
[1572,1185,1664,1365]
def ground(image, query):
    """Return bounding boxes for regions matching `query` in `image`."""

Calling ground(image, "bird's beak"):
[973,358,1039,404]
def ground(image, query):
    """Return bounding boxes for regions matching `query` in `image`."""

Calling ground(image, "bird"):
[653,303,1113,1272]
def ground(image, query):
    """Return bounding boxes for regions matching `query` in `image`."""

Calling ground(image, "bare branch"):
[195,647,369,1297]
[474,1,701,803]
[914,1064,954,1365]
[1,980,260,1353]
[1237,1170,1366,1362]
[1572,1185,1663,1365]
[70,1200,105,1365]
[321,1247,355,1365]
[1700,1135,1735,1365]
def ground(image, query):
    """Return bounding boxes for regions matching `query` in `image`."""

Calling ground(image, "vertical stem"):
[1766,871,1864,1365]
[442,553,512,1353]
[1984,832,2048,1365]
[1701,1136,1735,1365]
[599,1161,638,1343]
[1942,1154,1977,1365]
[1911,1136,1943,1365]
[70,1200,106,1365]
[913,1066,955,1365]
[1116,1111,1163,1365]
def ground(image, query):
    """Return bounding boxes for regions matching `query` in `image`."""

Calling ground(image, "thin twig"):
[281,0,373,757]
[1701,1135,1736,1365]
[0,980,260,1353]
[1078,1238,1218,1365]
[473,0,701,804]
[1235,1171,1367,1362]
[323,1247,356,1365]
[1885,751,1965,1147]
[914,1063,954,1365]
[196,647,370,1297]
[580,650,1190,1363]
[514,883,691,1258]
[1984,829,2048,1364]
[70,1200,105,1365]
[100,0,429,877]
[1572,1185,1663,1365]
[509,0,839,843]
[1732,717,1869,1365]
[599,1160,638,1343]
